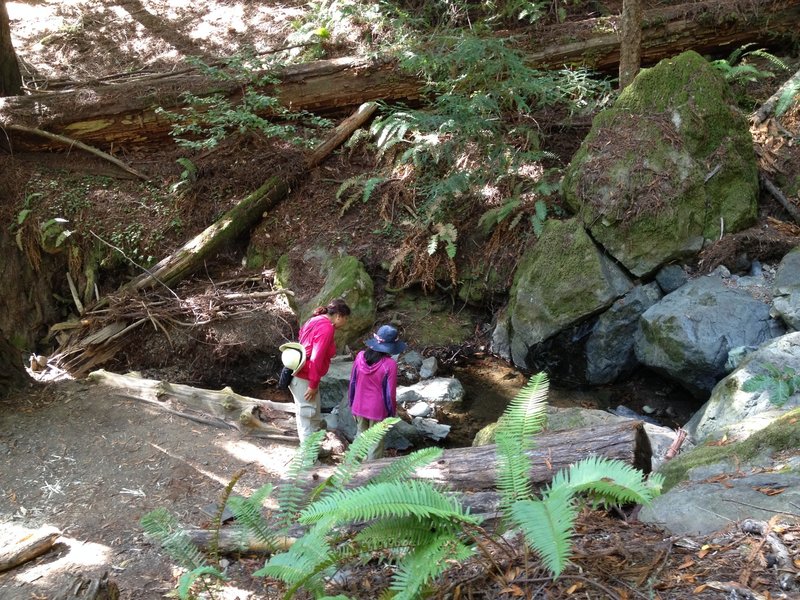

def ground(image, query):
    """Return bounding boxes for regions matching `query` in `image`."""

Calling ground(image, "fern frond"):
[227,483,280,552]
[548,455,663,507]
[140,508,208,571]
[177,566,227,600]
[391,536,475,600]
[324,418,399,494]
[509,486,578,577]
[354,515,463,551]
[254,520,341,599]
[368,446,443,485]
[300,480,479,526]
[274,430,325,528]
[209,467,246,562]
[495,373,549,508]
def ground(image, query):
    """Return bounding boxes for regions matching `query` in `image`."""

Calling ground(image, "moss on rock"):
[563,50,758,277]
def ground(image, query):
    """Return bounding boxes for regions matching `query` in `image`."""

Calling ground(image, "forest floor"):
[3,0,800,598]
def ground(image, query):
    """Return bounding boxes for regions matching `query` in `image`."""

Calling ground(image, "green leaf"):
[177,566,227,599]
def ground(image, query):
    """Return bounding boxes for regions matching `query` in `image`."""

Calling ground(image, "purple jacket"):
[348,351,397,421]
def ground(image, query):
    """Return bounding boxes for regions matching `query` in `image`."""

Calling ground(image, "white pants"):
[289,376,322,443]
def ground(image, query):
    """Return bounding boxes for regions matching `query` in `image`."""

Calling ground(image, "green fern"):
[493,372,661,577]
[300,479,479,525]
[495,372,549,509]
[742,363,800,407]
[226,483,280,552]
[367,446,442,485]
[509,486,578,576]
[323,418,400,493]
[274,429,326,529]
[140,508,208,571]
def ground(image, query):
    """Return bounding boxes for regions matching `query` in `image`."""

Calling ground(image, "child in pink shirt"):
[348,324,407,459]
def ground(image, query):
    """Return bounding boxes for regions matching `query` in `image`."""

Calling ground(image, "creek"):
[437,355,701,448]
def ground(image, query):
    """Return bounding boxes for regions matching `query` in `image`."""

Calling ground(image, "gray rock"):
[655,264,689,294]
[639,472,800,536]
[400,351,424,369]
[412,417,451,441]
[634,275,784,398]
[685,332,800,443]
[585,283,662,384]
[406,401,432,418]
[562,51,758,278]
[506,218,632,369]
[420,357,438,379]
[771,246,800,330]
[397,377,465,406]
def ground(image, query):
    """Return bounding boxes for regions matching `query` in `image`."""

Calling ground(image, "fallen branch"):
[760,172,800,226]
[2,123,147,180]
[0,524,61,573]
[752,66,800,126]
[740,518,797,591]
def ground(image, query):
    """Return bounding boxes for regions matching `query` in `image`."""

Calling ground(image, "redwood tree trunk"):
[619,0,643,89]
[0,334,29,397]
[0,0,21,96]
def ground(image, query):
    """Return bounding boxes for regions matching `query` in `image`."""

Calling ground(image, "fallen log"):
[87,369,298,441]
[51,572,119,600]
[50,104,376,376]
[1,0,797,152]
[291,419,652,493]
[0,524,61,573]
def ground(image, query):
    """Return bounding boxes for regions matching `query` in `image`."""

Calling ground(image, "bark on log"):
[0,57,417,152]
[186,422,650,556]
[87,369,298,440]
[292,419,652,493]
[51,572,120,600]
[1,0,797,152]
[0,524,61,573]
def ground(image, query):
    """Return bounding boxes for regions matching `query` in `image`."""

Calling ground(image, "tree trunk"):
[292,420,652,493]
[86,369,297,440]
[51,573,120,600]
[0,333,29,397]
[1,0,797,152]
[0,0,21,97]
[618,0,643,89]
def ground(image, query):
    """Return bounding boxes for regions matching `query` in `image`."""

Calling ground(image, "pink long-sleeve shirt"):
[294,314,337,390]
[348,351,398,421]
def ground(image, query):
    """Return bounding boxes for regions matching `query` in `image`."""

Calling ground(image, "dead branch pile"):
[47,274,295,377]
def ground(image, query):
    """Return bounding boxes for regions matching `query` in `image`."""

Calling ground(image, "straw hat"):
[279,342,307,375]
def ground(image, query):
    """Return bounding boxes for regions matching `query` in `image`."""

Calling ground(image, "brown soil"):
[4,1,800,599]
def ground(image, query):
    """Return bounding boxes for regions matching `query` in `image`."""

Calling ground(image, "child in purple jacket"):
[348,324,407,460]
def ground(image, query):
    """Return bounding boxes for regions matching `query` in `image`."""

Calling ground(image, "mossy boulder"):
[563,50,758,277]
[506,218,632,369]
[684,332,800,444]
[275,248,376,349]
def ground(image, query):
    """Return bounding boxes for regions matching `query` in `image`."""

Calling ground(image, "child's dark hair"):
[364,348,387,366]
[312,298,351,317]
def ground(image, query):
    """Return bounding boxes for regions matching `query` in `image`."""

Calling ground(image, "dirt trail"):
[0,379,295,599]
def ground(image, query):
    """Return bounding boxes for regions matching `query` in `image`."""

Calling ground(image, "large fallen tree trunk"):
[292,419,652,493]
[86,369,298,440]
[1,0,797,153]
